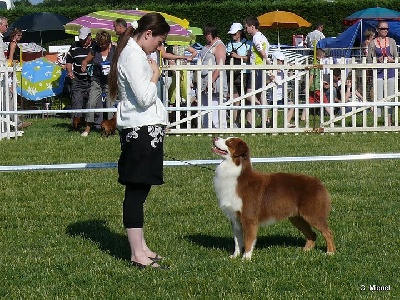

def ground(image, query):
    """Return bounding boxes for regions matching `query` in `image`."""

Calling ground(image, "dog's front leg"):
[230,220,243,258]
[242,222,258,260]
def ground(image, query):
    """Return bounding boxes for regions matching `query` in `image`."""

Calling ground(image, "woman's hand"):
[148,58,160,83]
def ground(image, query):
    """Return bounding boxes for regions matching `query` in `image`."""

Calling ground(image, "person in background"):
[268,51,295,128]
[244,16,270,127]
[367,21,398,126]
[114,18,127,37]
[305,23,325,48]
[7,28,22,66]
[200,23,228,128]
[225,22,251,127]
[362,28,375,56]
[0,16,7,64]
[1,18,31,129]
[114,18,127,39]
[81,30,115,136]
[108,12,170,269]
[301,48,332,120]
[66,27,93,131]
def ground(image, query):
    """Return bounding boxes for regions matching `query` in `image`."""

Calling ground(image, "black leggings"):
[123,183,151,228]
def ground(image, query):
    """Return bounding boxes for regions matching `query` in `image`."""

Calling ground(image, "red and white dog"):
[212,137,336,259]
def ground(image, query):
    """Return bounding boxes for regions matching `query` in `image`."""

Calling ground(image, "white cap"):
[78,27,91,40]
[228,23,243,34]
[272,51,285,61]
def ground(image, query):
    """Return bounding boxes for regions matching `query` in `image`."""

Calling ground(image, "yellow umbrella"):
[257,10,311,45]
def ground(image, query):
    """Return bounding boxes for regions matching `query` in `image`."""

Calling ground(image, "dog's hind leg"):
[230,220,243,258]
[306,217,336,254]
[289,216,317,251]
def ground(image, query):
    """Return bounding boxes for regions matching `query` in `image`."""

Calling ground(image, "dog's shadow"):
[66,219,130,261]
[185,233,306,254]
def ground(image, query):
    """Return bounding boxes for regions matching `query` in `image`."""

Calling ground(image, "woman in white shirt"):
[108,13,170,269]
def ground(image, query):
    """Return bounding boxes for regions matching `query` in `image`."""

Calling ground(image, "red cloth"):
[309,90,328,103]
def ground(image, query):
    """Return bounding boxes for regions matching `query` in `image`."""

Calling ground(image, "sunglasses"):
[378,28,389,30]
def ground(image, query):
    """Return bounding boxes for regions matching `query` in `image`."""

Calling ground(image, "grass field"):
[1,117,399,299]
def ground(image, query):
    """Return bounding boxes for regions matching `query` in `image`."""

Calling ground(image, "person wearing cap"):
[268,51,295,128]
[65,26,93,130]
[226,22,251,127]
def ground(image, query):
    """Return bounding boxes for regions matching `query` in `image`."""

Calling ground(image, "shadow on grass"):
[185,233,306,254]
[66,219,130,262]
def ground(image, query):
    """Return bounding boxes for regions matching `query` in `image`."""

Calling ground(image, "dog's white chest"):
[213,161,243,220]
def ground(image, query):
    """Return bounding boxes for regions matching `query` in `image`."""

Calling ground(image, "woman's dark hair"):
[203,24,218,39]
[9,28,22,41]
[108,12,170,100]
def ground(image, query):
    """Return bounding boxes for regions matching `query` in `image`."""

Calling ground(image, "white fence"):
[2,55,400,138]
[163,55,400,134]
[0,65,20,140]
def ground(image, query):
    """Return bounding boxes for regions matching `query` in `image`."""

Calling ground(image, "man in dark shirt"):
[65,27,93,130]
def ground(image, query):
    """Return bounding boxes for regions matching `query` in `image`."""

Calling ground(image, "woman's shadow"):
[66,219,130,261]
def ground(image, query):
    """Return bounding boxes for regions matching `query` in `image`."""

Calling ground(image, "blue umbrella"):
[345,7,400,25]
[16,57,67,101]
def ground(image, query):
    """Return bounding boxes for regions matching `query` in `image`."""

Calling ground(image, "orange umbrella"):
[257,10,311,45]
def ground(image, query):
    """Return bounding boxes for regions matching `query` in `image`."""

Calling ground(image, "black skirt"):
[118,125,165,186]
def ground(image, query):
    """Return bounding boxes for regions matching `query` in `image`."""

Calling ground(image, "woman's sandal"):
[149,254,163,262]
[131,260,169,269]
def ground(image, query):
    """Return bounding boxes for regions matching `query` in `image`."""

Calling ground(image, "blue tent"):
[317,20,400,57]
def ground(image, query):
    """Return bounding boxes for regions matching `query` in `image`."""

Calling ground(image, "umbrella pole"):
[40,31,44,57]
[277,28,280,49]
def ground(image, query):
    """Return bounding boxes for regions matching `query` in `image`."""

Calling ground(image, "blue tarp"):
[317,20,400,57]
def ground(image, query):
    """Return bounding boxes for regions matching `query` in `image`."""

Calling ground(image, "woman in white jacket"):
[108,13,170,269]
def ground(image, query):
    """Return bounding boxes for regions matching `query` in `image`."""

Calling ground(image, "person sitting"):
[301,48,334,120]
[81,30,116,136]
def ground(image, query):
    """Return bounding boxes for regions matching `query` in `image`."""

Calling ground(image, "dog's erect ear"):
[234,141,249,158]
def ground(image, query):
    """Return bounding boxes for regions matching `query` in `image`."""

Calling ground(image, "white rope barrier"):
[1,153,400,172]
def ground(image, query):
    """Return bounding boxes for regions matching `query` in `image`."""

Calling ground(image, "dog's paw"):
[242,252,252,260]
[230,252,240,259]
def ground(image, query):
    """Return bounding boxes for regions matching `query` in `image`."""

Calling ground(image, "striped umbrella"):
[64,10,194,46]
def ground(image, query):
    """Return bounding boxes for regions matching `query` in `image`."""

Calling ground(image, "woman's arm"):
[7,41,16,65]
[366,40,376,63]
[121,54,159,108]
[211,42,226,82]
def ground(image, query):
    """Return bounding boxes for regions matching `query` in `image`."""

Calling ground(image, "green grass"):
[1,118,399,299]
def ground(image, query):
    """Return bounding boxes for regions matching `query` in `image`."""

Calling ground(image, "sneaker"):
[287,123,296,128]
[81,131,89,137]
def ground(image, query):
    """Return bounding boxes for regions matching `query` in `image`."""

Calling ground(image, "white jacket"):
[116,38,167,129]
